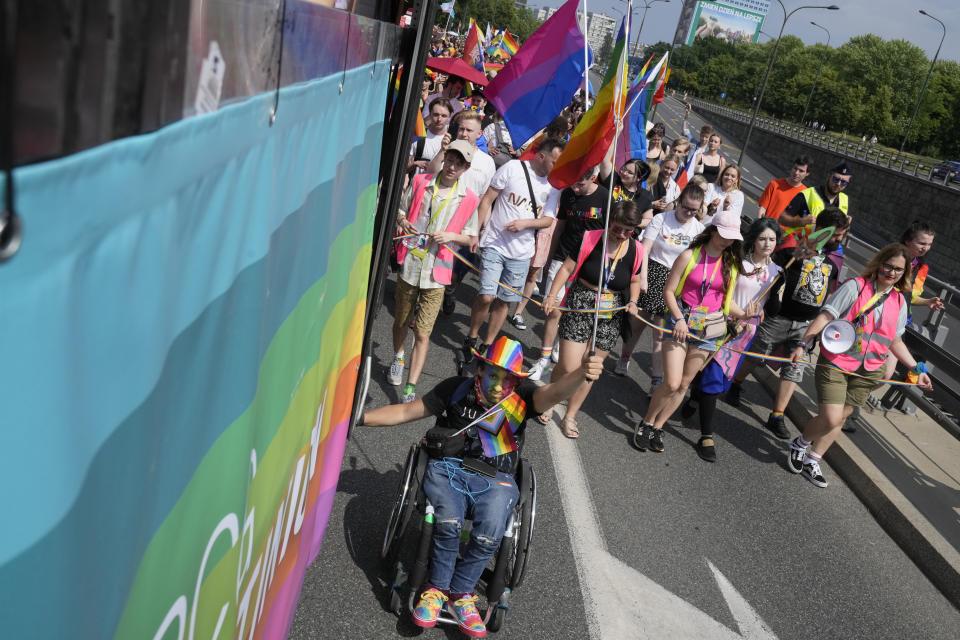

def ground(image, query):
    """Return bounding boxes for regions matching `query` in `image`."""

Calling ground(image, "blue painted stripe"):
[0,62,388,561]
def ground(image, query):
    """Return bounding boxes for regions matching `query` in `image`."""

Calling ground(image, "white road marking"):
[545,423,778,640]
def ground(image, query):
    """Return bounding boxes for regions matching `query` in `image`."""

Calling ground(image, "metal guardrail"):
[689,97,960,190]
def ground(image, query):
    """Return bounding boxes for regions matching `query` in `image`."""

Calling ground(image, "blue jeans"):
[423,460,519,593]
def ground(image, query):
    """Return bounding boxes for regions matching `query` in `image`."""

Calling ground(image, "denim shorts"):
[478,246,529,302]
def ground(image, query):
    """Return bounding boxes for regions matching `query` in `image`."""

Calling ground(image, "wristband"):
[674,316,685,323]
[912,361,927,375]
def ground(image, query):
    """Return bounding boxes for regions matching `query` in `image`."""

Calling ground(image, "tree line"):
[432,0,542,42]
[648,35,960,158]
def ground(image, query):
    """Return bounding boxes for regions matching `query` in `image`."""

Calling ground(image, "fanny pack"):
[685,304,726,340]
[423,423,465,459]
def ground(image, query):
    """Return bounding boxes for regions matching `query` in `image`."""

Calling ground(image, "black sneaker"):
[765,413,791,440]
[725,383,742,408]
[696,436,717,462]
[442,289,456,315]
[649,428,665,453]
[786,437,807,474]
[633,421,651,451]
[802,461,828,488]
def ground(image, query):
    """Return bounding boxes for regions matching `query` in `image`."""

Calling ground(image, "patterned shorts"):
[558,282,626,353]
[637,260,671,316]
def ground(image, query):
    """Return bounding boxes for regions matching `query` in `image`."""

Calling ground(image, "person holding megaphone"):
[786,243,933,488]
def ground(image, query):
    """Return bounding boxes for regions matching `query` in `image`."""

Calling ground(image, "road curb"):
[753,366,960,609]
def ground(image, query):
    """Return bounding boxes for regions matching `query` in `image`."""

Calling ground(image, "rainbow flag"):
[484,61,504,72]
[484,0,590,149]
[463,20,485,72]
[476,393,527,457]
[549,17,629,189]
[500,30,520,57]
[614,52,666,169]
[414,103,427,138]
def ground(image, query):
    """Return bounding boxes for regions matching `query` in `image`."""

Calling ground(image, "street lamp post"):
[800,21,830,127]
[737,1,839,166]
[626,0,670,60]
[899,10,946,156]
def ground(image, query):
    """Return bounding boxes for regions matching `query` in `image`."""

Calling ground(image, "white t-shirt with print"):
[480,160,557,261]
[643,211,705,268]
[462,148,496,202]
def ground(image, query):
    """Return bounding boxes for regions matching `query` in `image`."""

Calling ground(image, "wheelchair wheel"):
[510,463,537,589]
[486,593,509,633]
[381,444,423,568]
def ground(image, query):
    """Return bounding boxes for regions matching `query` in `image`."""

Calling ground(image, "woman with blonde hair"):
[703,164,744,224]
[786,243,933,487]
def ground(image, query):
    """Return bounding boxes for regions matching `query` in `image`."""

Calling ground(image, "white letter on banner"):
[153,595,187,640]
[236,507,255,602]
[308,390,327,481]
[279,455,306,560]
[189,514,239,640]
[235,554,262,639]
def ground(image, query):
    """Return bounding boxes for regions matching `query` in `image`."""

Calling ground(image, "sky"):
[529,0,960,64]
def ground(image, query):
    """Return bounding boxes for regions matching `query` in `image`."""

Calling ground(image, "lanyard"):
[699,252,722,303]
[423,180,458,233]
[602,239,628,290]
[852,281,891,324]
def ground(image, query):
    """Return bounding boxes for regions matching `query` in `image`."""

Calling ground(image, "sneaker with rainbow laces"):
[412,587,448,628]
[449,593,486,638]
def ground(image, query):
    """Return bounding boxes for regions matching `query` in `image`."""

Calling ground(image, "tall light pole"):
[737,1,839,166]
[800,21,830,127]
[625,0,670,60]
[899,10,946,155]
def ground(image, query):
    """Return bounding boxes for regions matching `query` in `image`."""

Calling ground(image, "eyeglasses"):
[609,224,634,236]
[831,176,850,186]
[881,263,905,275]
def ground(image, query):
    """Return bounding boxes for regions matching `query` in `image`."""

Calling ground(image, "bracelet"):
[912,361,927,374]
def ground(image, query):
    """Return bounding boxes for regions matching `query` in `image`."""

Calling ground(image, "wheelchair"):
[380,442,537,633]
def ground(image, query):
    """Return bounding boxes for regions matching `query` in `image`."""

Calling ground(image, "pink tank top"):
[681,253,725,312]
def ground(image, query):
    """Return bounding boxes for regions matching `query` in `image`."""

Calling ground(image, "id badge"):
[409,234,429,259]
[687,305,709,332]
[598,292,615,319]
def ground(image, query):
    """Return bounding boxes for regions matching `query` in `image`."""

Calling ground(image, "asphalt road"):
[288,267,960,638]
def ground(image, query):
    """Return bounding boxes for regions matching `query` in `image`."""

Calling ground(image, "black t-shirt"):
[422,377,541,474]
[554,184,611,261]
[578,238,638,292]
[610,173,655,213]
[767,247,840,321]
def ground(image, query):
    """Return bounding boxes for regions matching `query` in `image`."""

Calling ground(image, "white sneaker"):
[551,340,560,363]
[527,358,550,381]
[387,354,404,386]
[614,357,630,376]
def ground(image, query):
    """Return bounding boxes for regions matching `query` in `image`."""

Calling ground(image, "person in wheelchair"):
[361,336,601,637]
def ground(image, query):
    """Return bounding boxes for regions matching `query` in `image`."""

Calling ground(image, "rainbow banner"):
[0,62,387,638]
[476,394,527,457]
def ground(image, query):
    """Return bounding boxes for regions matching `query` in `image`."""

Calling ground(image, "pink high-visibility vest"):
[560,229,644,306]
[397,173,479,285]
[822,277,904,372]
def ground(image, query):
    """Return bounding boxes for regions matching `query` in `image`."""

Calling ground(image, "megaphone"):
[821,320,856,354]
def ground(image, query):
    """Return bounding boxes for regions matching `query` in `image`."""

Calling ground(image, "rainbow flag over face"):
[484,0,591,150]
[549,15,629,189]
[476,392,527,457]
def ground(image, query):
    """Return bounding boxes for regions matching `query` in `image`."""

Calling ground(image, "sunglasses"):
[881,263,905,275]
[831,175,850,186]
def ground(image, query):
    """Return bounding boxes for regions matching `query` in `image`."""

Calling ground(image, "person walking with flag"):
[359,337,603,636]
[540,200,646,437]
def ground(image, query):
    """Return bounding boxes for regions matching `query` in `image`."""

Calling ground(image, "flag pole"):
[581,0,590,109]
[590,4,631,355]
[444,12,451,35]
